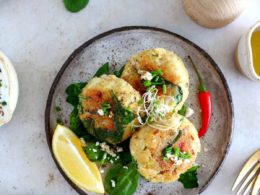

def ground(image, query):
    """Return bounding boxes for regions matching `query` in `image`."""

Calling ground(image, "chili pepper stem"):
[188,56,207,92]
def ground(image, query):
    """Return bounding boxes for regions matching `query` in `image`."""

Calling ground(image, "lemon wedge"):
[52,125,104,194]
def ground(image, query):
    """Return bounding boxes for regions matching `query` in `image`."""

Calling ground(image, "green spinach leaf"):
[178,165,199,189]
[94,62,110,77]
[64,0,89,13]
[104,161,139,195]
[83,142,120,165]
[178,105,187,116]
[66,82,87,107]
[112,93,135,126]
[114,65,125,78]
[69,108,86,137]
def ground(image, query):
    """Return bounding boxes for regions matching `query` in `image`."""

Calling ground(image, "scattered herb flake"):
[101,102,111,116]
[55,106,62,112]
[56,118,63,125]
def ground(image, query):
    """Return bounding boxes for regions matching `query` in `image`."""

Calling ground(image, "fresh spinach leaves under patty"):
[114,65,125,78]
[65,62,112,135]
[94,62,110,77]
[104,161,140,195]
[83,142,120,165]
[66,82,87,107]
[68,108,87,137]
[178,165,199,189]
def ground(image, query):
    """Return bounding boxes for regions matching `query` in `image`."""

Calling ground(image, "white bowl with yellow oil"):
[235,21,260,81]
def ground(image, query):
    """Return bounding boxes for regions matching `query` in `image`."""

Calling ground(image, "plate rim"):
[45,26,234,195]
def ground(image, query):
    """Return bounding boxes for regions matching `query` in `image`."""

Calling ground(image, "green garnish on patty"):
[100,102,112,116]
[163,146,191,161]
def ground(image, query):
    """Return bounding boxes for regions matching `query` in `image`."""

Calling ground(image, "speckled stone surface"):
[0,0,259,195]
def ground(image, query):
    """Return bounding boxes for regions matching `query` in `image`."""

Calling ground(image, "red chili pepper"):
[188,56,212,138]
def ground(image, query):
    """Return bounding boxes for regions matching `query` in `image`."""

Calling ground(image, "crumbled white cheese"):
[138,70,153,81]
[100,142,116,157]
[111,180,116,188]
[166,153,174,159]
[92,149,97,152]
[184,159,190,164]
[123,166,128,169]
[116,147,123,152]
[174,159,183,166]
[110,160,114,164]
[97,109,104,116]
[108,112,113,118]
[130,95,137,104]
[100,169,104,173]
[185,107,194,118]
[95,141,100,146]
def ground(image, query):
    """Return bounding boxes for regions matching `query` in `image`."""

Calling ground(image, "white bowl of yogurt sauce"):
[0,52,19,126]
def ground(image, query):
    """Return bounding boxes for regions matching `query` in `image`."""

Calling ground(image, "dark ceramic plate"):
[45,26,233,195]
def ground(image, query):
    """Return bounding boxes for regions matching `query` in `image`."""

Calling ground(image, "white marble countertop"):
[0,0,259,194]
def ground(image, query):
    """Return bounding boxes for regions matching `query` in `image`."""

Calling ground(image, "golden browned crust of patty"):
[121,48,189,111]
[130,117,200,182]
[79,75,141,144]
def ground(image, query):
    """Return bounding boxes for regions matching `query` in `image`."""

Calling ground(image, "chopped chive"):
[1,101,7,106]
[143,80,152,87]
[101,102,112,115]
[154,76,160,82]
[151,69,163,76]
[163,84,167,94]
[174,147,181,157]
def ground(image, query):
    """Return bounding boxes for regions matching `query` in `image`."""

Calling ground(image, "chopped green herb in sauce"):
[1,101,7,106]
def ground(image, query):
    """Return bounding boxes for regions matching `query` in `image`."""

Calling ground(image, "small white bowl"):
[235,21,260,81]
[0,52,19,126]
